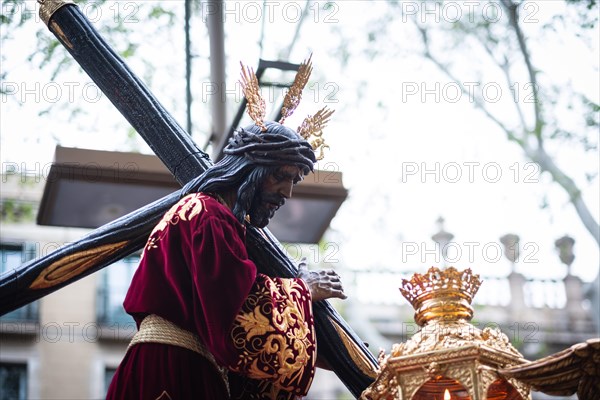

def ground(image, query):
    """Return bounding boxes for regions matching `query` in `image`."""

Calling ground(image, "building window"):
[0,363,27,400]
[97,255,140,325]
[104,367,117,396]
[0,243,38,322]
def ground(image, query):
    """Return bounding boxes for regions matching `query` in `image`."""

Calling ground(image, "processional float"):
[0,1,598,399]
[361,266,600,400]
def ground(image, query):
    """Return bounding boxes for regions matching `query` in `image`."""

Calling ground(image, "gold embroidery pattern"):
[231,276,316,397]
[143,193,208,255]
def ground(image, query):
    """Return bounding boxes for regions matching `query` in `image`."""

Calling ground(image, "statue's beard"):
[247,191,286,228]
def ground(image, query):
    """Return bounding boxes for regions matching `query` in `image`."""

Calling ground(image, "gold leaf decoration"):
[279,55,313,124]
[297,107,335,160]
[239,62,267,132]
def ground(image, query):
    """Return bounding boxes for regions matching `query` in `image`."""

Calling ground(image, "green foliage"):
[0,199,35,223]
[1,1,179,96]
[0,0,194,156]
[148,5,176,22]
[565,0,598,28]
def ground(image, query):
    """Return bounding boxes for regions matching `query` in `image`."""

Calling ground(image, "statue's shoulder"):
[181,192,237,224]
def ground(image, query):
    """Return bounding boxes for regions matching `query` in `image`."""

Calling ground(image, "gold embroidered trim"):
[129,315,229,393]
[144,193,207,255]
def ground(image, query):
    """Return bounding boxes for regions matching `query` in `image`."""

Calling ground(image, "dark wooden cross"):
[0,1,377,397]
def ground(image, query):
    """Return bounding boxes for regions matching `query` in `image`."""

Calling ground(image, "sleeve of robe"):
[184,195,316,396]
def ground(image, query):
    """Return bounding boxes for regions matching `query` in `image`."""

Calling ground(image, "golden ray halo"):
[239,61,267,132]
[279,54,313,125]
[239,56,334,161]
[297,107,334,161]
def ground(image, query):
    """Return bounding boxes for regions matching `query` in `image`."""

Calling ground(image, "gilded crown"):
[400,267,482,326]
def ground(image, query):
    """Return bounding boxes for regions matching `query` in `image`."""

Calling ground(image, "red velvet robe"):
[106,193,316,399]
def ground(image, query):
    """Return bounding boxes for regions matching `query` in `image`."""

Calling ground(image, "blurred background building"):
[1,172,597,399]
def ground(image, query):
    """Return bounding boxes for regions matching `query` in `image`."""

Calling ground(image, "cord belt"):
[129,314,229,393]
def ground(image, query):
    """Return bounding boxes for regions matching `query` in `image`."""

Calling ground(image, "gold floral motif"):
[231,277,315,395]
[236,306,275,339]
[143,193,207,255]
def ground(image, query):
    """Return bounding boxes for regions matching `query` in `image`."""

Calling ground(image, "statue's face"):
[248,165,303,228]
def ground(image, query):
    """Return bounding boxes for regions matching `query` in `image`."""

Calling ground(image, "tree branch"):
[416,24,523,146]
[499,55,529,132]
[417,19,599,246]
[468,26,530,133]
[527,147,600,245]
[501,0,544,145]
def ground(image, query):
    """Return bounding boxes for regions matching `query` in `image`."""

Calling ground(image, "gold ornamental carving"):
[29,241,129,290]
[361,266,532,400]
[38,0,74,26]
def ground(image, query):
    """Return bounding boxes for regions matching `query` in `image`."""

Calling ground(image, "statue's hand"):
[297,257,347,302]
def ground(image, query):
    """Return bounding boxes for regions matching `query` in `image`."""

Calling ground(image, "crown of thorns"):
[223,127,316,174]
[238,55,333,161]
